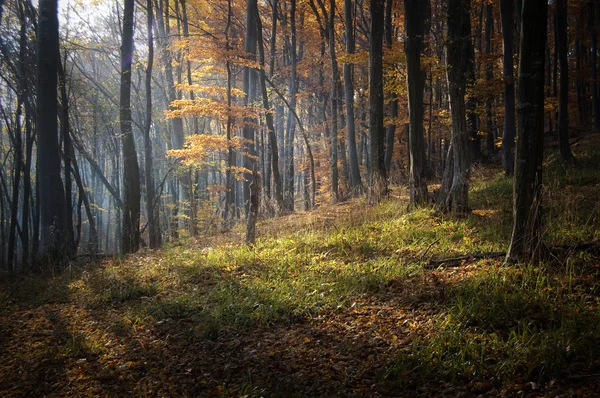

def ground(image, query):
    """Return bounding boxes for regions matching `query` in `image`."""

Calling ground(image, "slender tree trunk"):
[442,0,472,213]
[384,0,397,174]
[484,3,496,156]
[243,0,259,213]
[145,0,160,248]
[506,0,547,263]
[501,0,516,176]
[120,0,141,254]
[369,0,387,201]
[255,5,285,211]
[556,0,576,166]
[590,1,600,131]
[403,0,429,207]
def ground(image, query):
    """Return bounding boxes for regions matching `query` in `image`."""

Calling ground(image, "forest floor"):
[1,135,600,397]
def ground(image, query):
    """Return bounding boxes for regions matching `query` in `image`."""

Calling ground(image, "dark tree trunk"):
[224,0,235,224]
[243,0,258,212]
[501,0,516,176]
[284,0,298,210]
[403,0,429,207]
[556,0,576,166]
[506,0,547,263]
[384,0,397,173]
[255,2,284,211]
[484,2,496,156]
[441,0,472,213]
[369,0,387,201]
[120,0,141,254]
[37,0,67,260]
[590,1,600,131]
[344,0,362,191]
[145,0,160,249]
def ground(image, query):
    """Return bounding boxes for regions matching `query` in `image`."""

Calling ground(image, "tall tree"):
[243,0,258,211]
[501,0,516,176]
[37,0,67,260]
[403,0,429,207]
[344,0,362,191]
[369,0,387,201]
[384,0,397,174]
[556,0,576,166]
[441,0,472,213]
[120,0,141,253]
[145,0,160,249]
[506,0,547,262]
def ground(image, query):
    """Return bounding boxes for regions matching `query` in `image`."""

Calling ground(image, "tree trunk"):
[368,0,387,202]
[255,2,285,211]
[403,0,429,207]
[243,0,259,212]
[590,1,600,131]
[145,0,160,249]
[501,0,516,176]
[556,0,576,166]
[506,0,547,263]
[284,0,298,210]
[384,0,397,174]
[442,0,472,213]
[484,2,496,157]
[120,0,141,254]
[37,0,67,261]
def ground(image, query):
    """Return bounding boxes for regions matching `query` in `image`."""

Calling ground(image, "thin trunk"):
[501,0,516,176]
[145,0,160,248]
[255,4,285,211]
[120,0,141,254]
[369,0,387,201]
[404,0,429,207]
[556,0,576,166]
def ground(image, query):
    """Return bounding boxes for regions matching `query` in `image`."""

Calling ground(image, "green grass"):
[3,139,599,394]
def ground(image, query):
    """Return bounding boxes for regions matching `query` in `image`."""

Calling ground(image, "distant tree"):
[369,0,387,201]
[403,0,429,207]
[556,0,576,166]
[120,0,141,254]
[37,0,68,261]
[506,0,547,263]
[501,0,516,176]
[439,0,472,213]
[344,0,362,192]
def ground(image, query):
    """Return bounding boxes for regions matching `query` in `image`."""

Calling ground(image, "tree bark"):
[506,0,547,263]
[501,0,516,176]
[255,4,285,212]
[37,0,67,261]
[344,0,362,192]
[145,0,160,249]
[120,0,141,254]
[369,0,387,202]
[442,0,472,213]
[403,0,429,207]
[556,0,576,166]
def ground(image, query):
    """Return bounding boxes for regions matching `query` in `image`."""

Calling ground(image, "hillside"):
[1,137,599,397]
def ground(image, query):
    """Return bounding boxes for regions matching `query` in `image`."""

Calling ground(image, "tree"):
[506,0,547,263]
[440,0,472,213]
[120,0,141,254]
[344,0,362,191]
[501,0,516,176]
[403,0,429,207]
[145,0,161,249]
[369,0,387,201]
[37,0,67,260]
[556,0,576,166]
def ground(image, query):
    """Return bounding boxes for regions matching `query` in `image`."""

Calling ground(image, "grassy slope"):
[0,136,599,397]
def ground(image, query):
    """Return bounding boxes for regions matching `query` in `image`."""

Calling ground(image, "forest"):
[1,0,600,395]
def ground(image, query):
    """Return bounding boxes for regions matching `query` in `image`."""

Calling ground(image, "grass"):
[1,137,599,396]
